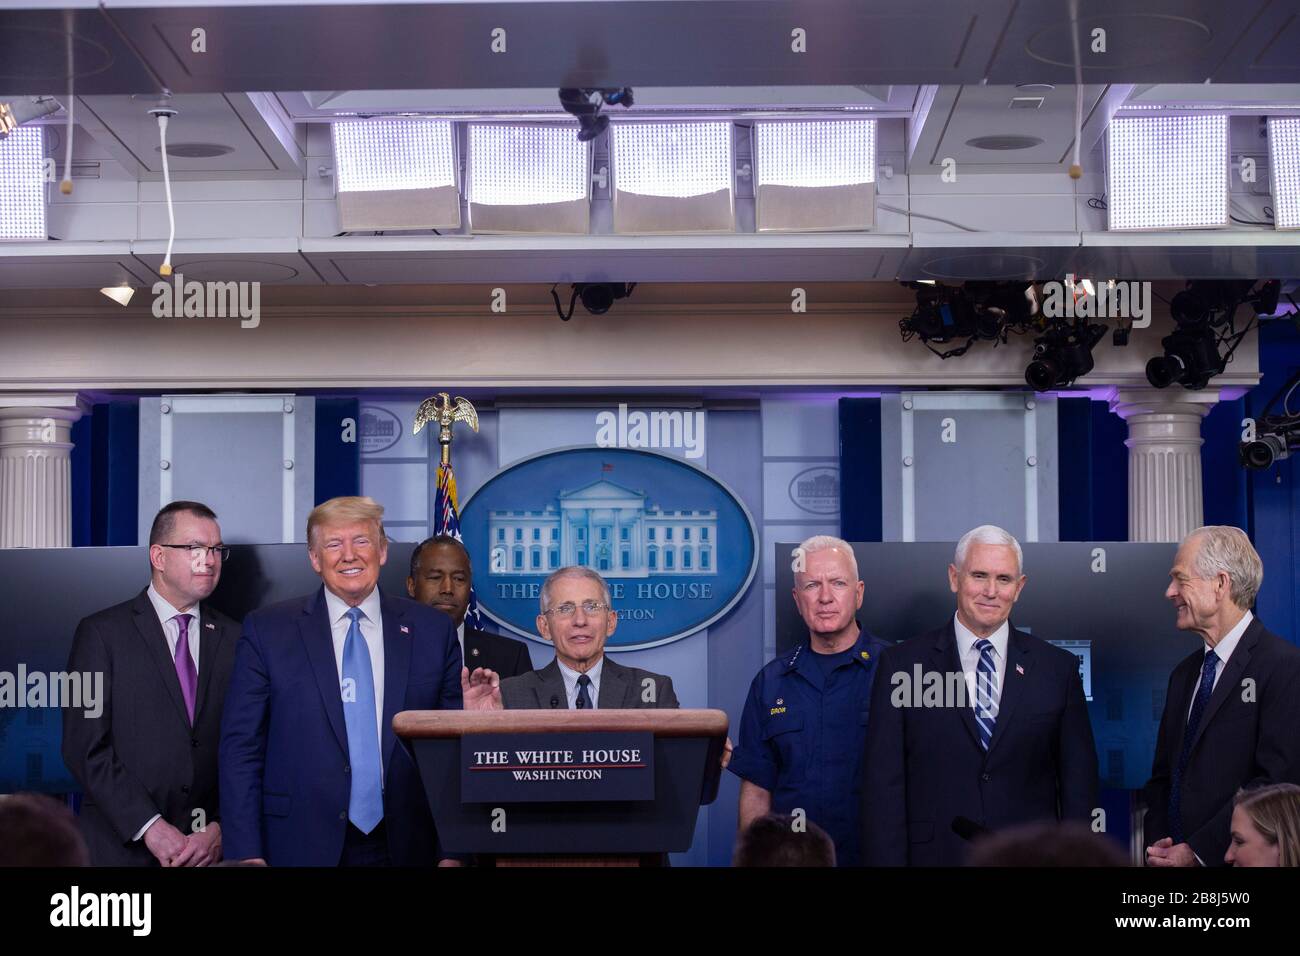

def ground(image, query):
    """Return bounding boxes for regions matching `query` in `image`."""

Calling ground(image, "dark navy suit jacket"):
[219,586,462,865]
[862,620,1099,866]
[1143,616,1300,865]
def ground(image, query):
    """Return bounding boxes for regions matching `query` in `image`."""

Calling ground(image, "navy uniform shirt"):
[729,626,889,866]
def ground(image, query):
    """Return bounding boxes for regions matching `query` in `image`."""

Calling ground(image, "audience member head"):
[0,793,89,867]
[1227,783,1300,867]
[732,813,836,867]
[965,821,1129,867]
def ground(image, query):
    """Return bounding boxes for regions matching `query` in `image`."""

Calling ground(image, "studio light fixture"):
[1268,116,1300,230]
[330,119,460,231]
[549,283,637,321]
[611,122,734,234]
[467,124,591,234]
[1106,114,1228,231]
[99,286,135,306]
[558,88,634,142]
[0,126,46,241]
[753,120,877,232]
[0,96,60,139]
[1145,280,1278,390]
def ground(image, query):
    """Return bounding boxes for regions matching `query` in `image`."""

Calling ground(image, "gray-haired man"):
[1144,526,1300,867]
[462,566,677,710]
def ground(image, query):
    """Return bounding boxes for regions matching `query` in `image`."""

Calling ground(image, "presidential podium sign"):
[396,710,728,860]
[463,732,655,802]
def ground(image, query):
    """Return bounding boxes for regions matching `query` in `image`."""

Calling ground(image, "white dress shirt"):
[146,583,201,675]
[954,613,1010,714]
[323,585,386,761]
[1188,610,1253,720]
[135,585,204,841]
[457,622,465,663]
[557,656,604,710]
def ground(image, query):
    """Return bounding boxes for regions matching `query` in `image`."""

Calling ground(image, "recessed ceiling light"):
[152,143,235,158]
[965,135,1044,151]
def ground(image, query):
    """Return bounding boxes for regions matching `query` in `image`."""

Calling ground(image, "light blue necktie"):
[342,607,383,833]
[974,639,1000,751]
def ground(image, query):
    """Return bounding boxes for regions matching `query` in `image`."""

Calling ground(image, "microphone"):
[549,695,560,709]
[952,817,990,842]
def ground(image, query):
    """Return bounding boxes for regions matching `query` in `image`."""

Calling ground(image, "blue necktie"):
[575,673,593,710]
[973,639,1000,751]
[1169,648,1219,844]
[342,607,383,833]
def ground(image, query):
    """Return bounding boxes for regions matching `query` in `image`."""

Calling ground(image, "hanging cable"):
[149,105,179,276]
[60,15,74,195]
[1068,0,1084,180]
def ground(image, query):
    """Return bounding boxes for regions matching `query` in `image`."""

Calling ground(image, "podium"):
[395,709,729,866]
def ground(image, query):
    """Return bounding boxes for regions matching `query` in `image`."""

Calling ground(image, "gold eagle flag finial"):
[413,392,479,466]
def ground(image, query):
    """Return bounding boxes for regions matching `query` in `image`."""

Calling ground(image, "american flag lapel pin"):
[400,624,410,635]
[204,622,215,630]
[1015,663,1025,676]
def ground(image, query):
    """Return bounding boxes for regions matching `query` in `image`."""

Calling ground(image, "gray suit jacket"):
[500,657,678,709]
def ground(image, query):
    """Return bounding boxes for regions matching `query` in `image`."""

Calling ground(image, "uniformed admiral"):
[728,535,887,867]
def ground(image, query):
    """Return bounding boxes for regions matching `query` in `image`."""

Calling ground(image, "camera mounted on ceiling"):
[558,88,635,142]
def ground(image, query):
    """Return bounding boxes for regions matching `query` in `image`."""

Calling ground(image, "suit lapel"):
[462,627,480,668]
[934,624,983,752]
[985,627,1030,757]
[1166,651,1201,760]
[597,657,628,708]
[192,607,228,723]
[301,587,349,756]
[1187,618,1258,756]
[131,590,191,729]
[380,591,411,775]
[535,659,567,708]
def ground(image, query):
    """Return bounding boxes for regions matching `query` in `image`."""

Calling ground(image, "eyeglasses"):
[158,544,231,561]
[544,601,610,618]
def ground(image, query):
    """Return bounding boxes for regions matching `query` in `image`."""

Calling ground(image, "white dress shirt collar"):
[954,612,1010,661]
[146,582,201,671]
[557,655,604,709]
[1206,609,1253,665]
[147,581,199,624]
[323,583,383,628]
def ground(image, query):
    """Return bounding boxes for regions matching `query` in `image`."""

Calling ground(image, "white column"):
[1107,388,1220,543]
[0,394,89,549]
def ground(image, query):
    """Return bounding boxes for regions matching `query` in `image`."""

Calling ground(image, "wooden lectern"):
[395,709,729,866]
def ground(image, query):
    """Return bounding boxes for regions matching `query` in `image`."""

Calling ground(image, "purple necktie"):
[173,613,198,724]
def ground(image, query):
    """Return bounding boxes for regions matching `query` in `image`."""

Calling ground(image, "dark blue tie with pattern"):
[1169,648,1219,844]
[576,673,593,710]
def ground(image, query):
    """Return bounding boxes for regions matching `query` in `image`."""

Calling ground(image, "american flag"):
[434,460,484,629]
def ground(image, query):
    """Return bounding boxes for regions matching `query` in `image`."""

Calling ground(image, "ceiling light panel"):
[330,119,455,192]
[0,126,46,241]
[329,119,460,231]
[467,124,589,206]
[1106,114,1228,231]
[610,122,735,234]
[754,120,876,188]
[1268,116,1300,231]
[612,122,732,199]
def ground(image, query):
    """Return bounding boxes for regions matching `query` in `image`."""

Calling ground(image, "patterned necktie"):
[172,613,197,725]
[974,639,1000,751]
[575,673,593,710]
[342,607,383,833]
[1169,648,1220,843]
